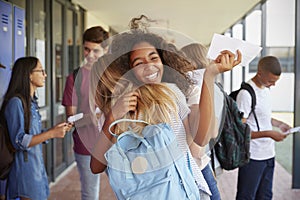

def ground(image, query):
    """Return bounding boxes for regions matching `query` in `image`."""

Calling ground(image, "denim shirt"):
[5,97,49,200]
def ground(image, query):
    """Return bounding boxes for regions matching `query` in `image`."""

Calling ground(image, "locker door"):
[13,6,25,61]
[0,0,12,68]
[0,0,12,107]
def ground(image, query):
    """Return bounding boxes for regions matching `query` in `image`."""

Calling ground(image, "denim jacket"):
[5,97,49,200]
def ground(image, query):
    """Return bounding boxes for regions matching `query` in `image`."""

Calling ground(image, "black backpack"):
[0,110,15,180]
[212,83,252,170]
[229,81,260,131]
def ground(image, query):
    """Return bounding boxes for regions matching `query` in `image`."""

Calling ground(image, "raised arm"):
[194,50,242,146]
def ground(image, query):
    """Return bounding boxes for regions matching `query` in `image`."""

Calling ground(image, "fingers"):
[234,50,242,66]
[56,122,67,127]
[126,92,138,112]
[111,91,139,119]
[64,123,73,132]
[213,49,242,73]
[220,49,242,66]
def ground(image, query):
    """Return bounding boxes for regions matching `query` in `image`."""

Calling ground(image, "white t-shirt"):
[236,80,275,160]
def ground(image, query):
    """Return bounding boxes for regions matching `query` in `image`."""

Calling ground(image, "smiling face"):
[129,42,164,84]
[83,41,105,67]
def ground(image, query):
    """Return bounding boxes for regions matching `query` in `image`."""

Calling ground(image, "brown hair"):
[91,54,178,135]
[109,29,194,96]
[181,43,210,69]
[82,26,109,48]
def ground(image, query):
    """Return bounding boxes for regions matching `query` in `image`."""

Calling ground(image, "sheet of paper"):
[284,126,300,135]
[207,33,262,66]
[68,113,83,123]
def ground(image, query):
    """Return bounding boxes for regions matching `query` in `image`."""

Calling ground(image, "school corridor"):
[48,160,300,200]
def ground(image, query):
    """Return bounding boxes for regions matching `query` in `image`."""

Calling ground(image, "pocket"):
[122,172,172,200]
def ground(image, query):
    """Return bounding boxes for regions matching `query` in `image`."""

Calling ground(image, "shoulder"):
[165,83,182,93]
[187,69,205,85]
[237,88,252,101]
[165,83,186,98]
[5,97,23,112]
[8,96,22,105]
[65,68,81,84]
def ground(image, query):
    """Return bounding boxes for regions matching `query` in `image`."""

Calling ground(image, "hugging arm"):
[90,91,139,173]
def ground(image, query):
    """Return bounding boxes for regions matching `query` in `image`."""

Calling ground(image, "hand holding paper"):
[283,126,300,135]
[207,33,262,66]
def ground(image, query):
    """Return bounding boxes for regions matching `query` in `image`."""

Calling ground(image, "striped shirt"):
[166,83,211,198]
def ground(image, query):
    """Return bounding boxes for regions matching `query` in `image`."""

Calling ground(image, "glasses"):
[32,69,46,75]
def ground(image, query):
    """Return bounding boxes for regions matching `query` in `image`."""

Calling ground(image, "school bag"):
[73,67,82,112]
[229,81,260,131]
[0,115,15,180]
[104,119,200,200]
[213,83,252,170]
[0,96,28,180]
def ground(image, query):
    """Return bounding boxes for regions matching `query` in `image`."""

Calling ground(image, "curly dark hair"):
[109,28,195,95]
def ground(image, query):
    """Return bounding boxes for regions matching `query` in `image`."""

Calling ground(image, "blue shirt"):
[5,97,49,200]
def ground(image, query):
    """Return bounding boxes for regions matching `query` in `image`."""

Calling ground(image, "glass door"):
[52,0,67,178]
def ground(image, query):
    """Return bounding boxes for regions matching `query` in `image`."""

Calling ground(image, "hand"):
[270,130,287,142]
[110,91,139,120]
[65,122,74,132]
[278,123,291,133]
[214,50,242,73]
[51,122,71,138]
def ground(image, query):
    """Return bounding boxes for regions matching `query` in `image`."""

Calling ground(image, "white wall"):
[246,73,294,112]
[225,71,294,112]
[85,12,109,31]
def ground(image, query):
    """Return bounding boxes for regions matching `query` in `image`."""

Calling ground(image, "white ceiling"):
[73,0,262,46]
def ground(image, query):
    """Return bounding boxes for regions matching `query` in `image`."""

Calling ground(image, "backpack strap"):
[73,67,82,113]
[240,82,260,131]
[109,119,149,137]
[109,119,159,177]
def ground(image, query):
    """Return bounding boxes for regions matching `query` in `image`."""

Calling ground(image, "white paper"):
[68,113,83,123]
[283,126,300,135]
[207,33,262,66]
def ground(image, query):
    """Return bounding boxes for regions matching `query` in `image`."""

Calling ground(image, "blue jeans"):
[202,164,221,200]
[75,153,100,200]
[0,179,7,198]
[236,158,275,200]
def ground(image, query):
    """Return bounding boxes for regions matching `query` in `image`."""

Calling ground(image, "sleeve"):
[186,85,201,106]
[236,89,252,118]
[62,73,78,107]
[171,85,190,120]
[5,97,32,150]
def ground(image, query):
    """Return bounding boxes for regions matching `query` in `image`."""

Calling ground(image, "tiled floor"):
[49,161,300,200]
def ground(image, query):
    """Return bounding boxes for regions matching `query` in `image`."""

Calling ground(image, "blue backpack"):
[105,119,200,200]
